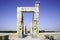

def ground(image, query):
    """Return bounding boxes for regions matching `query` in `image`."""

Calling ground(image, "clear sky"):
[0,0,60,31]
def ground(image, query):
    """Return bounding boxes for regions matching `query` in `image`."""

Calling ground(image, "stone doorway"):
[17,1,40,38]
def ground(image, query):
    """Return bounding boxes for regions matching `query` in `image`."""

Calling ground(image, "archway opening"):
[23,12,33,31]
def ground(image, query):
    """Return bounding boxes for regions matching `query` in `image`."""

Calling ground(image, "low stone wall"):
[0,33,17,39]
[0,35,9,40]
[38,32,60,40]
[0,32,60,40]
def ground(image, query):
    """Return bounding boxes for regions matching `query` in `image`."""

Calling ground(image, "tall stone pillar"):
[17,11,24,38]
[31,1,40,38]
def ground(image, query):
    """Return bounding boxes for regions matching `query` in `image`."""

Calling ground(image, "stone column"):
[24,23,27,35]
[17,11,24,38]
[31,1,40,38]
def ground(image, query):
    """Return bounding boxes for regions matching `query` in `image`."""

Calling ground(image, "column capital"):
[35,1,40,7]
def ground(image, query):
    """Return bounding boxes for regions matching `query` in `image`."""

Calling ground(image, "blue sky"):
[0,0,60,31]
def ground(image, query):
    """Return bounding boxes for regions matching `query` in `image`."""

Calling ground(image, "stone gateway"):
[17,1,40,38]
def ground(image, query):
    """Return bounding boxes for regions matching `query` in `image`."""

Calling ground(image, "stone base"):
[9,36,40,40]
[31,34,38,38]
